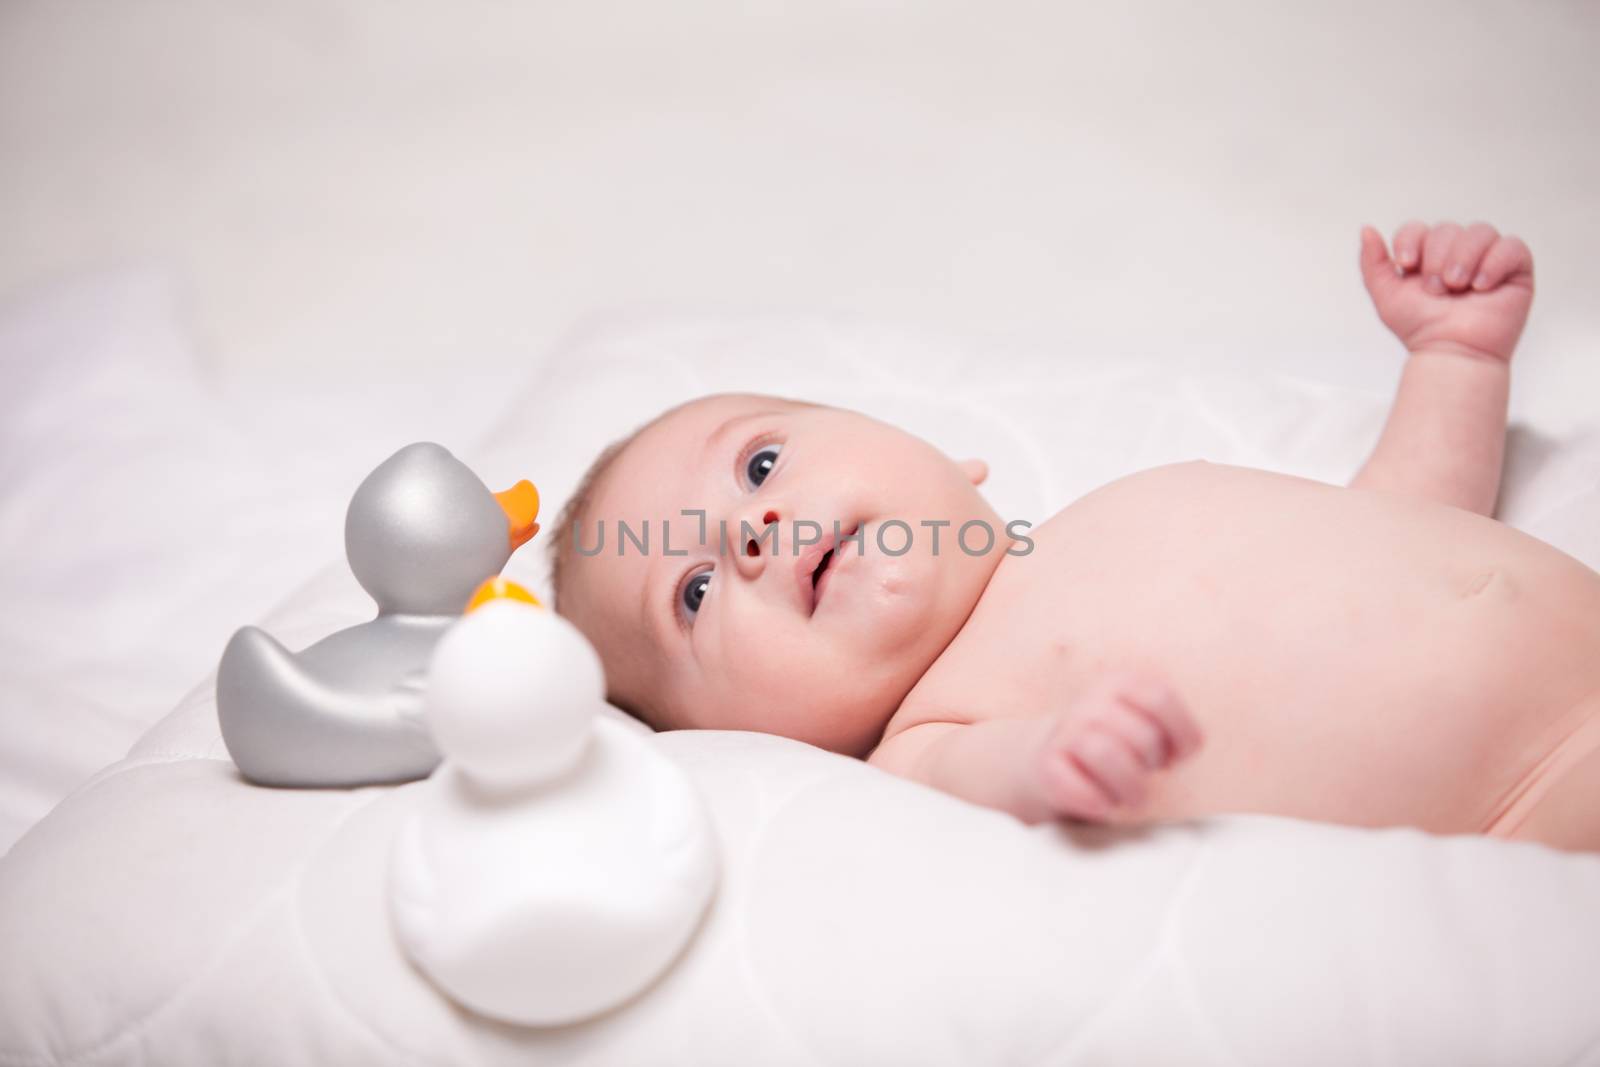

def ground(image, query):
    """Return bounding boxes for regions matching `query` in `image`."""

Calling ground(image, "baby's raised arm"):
[868,675,1203,825]
[1350,221,1534,517]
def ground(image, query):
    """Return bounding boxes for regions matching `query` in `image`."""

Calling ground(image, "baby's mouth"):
[800,523,858,616]
[810,549,835,592]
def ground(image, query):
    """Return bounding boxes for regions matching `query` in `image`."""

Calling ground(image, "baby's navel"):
[1458,568,1514,601]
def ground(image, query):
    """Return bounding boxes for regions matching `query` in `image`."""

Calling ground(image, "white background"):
[3,1,1597,410]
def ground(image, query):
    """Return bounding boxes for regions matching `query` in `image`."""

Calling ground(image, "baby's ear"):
[957,459,989,486]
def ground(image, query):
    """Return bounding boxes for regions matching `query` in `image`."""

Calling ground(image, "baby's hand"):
[1033,674,1203,823]
[1359,221,1534,364]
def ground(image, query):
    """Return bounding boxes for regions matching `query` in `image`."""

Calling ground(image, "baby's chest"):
[901,462,1571,733]
[896,463,1600,825]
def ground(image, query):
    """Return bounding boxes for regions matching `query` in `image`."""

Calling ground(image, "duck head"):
[344,442,539,616]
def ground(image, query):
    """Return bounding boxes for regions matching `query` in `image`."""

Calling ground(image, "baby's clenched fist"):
[1033,673,1203,823]
[1359,220,1534,364]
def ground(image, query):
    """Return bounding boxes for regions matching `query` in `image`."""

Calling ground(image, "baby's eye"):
[745,444,782,489]
[680,569,712,623]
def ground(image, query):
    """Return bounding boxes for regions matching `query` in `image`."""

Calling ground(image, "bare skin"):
[560,221,1600,852]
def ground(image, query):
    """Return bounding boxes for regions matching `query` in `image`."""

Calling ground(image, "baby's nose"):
[731,508,780,578]
[744,510,780,555]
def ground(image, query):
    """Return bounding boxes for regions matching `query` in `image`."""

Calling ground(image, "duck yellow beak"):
[466,576,541,613]
[494,480,540,552]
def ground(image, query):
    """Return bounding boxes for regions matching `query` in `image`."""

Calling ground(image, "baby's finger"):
[1120,679,1203,759]
[1472,234,1533,291]
[1359,226,1401,303]
[1101,704,1171,769]
[1420,222,1463,294]
[1444,222,1498,291]
[1038,754,1114,822]
[1392,220,1428,272]
[1067,729,1148,808]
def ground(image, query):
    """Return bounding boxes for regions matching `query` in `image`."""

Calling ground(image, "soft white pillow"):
[4,315,1599,1065]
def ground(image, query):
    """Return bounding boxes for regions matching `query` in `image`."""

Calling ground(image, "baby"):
[549,221,1600,853]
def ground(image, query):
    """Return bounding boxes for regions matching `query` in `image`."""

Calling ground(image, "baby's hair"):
[546,401,711,729]
[547,396,707,612]
[546,434,633,615]
[544,426,650,725]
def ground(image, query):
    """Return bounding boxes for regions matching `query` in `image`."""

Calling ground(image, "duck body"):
[217,616,453,786]
[389,598,719,1027]
[217,442,538,788]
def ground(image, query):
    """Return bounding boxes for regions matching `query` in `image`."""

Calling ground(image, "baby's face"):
[560,394,1004,755]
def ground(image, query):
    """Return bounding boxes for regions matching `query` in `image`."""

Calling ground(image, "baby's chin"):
[681,653,913,755]
[736,690,901,758]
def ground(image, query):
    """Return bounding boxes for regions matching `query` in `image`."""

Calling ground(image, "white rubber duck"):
[389,579,719,1027]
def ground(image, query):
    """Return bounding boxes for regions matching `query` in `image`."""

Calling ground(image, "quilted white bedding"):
[4,297,1600,1064]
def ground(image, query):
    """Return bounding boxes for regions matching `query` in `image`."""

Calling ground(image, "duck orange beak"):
[466,576,541,613]
[494,480,540,552]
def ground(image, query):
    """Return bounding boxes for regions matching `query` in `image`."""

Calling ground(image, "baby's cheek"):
[847,555,941,653]
[709,629,809,710]
[725,638,804,698]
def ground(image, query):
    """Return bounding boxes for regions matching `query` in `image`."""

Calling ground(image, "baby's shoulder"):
[1025,459,1229,534]
[1063,459,1334,518]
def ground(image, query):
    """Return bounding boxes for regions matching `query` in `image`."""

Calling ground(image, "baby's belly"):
[910,461,1600,833]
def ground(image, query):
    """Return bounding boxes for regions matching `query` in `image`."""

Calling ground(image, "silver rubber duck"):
[217,442,539,787]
